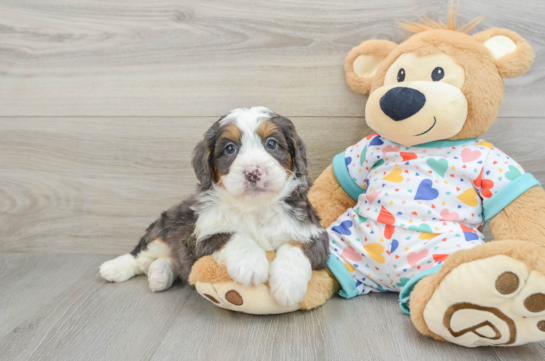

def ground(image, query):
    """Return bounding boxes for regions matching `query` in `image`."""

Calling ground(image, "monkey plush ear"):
[345,40,397,94]
[473,28,535,79]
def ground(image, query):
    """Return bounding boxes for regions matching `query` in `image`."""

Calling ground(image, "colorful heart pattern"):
[414,179,439,201]
[426,158,448,178]
[331,220,353,236]
[330,134,527,295]
[440,209,459,221]
[407,249,428,267]
[383,168,404,183]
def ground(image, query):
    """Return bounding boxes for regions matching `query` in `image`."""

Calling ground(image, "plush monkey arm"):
[489,186,545,246]
[308,164,356,228]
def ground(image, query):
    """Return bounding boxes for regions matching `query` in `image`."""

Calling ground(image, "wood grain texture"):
[0,116,366,254]
[0,253,190,361]
[1,117,543,254]
[0,253,543,361]
[0,0,543,117]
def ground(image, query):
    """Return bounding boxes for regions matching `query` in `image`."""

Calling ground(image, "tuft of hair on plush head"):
[398,0,485,35]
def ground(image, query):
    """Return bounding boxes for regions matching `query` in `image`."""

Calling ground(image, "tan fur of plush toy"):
[189,252,339,313]
[189,3,545,347]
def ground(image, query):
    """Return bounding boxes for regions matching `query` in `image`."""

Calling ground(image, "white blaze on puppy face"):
[218,107,292,201]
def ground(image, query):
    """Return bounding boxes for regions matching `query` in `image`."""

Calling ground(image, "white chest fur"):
[193,189,322,251]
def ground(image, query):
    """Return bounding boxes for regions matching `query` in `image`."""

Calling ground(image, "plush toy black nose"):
[380,87,426,121]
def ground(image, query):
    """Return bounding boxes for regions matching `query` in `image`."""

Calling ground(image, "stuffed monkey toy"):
[188,7,545,348]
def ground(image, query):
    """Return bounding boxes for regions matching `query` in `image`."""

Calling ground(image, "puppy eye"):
[266,139,277,150]
[397,68,405,82]
[432,67,445,81]
[225,144,236,155]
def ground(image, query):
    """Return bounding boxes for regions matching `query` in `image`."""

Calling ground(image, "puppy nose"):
[380,87,426,121]
[245,166,261,183]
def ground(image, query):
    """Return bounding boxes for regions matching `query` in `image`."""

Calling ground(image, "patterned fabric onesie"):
[326,134,541,313]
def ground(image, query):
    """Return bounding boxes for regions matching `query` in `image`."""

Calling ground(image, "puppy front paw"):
[225,250,269,287]
[269,247,312,307]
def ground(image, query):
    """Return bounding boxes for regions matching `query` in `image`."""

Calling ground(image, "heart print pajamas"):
[326,134,540,311]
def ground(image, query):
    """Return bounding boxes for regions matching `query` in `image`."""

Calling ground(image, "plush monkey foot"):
[410,241,545,347]
[188,252,339,315]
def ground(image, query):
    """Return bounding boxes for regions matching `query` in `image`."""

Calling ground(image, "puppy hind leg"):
[100,254,143,283]
[148,258,176,292]
[100,239,171,284]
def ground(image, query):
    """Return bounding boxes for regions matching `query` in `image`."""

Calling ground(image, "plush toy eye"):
[225,144,236,154]
[397,68,406,82]
[266,139,277,150]
[432,67,445,81]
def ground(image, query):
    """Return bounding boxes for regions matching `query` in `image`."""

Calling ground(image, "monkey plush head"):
[345,8,534,146]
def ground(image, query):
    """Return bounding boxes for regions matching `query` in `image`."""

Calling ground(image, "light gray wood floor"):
[1,253,544,361]
[1,0,545,359]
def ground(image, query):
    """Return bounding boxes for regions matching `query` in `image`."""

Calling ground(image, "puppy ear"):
[192,124,218,191]
[473,28,535,78]
[289,130,308,178]
[345,39,398,94]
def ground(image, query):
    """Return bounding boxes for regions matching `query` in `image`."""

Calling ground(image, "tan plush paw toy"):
[189,4,545,347]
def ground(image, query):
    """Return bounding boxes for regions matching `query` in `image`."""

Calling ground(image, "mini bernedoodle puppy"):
[100,107,328,306]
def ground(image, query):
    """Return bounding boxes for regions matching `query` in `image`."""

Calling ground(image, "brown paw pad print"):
[524,293,545,313]
[495,272,519,295]
[225,290,243,306]
[203,289,244,306]
[443,303,517,345]
[203,294,220,304]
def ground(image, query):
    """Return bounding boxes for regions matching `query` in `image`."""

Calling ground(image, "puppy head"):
[192,107,307,201]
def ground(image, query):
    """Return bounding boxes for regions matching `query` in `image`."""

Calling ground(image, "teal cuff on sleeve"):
[483,173,541,221]
[332,152,364,202]
[327,254,359,299]
[399,265,442,315]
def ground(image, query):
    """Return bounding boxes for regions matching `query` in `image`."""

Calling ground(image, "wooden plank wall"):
[1,0,544,254]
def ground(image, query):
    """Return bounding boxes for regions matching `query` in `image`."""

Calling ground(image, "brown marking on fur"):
[409,240,545,342]
[538,321,545,332]
[259,119,294,173]
[215,170,225,188]
[217,123,241,143]
[524,294,545,313]
[148,238,172,257]
[213,123,242,182]
[309,164,357,228]
[443,302,516,345]
[204,294,219,304]
[225,290,243,306]
[257,119,278,140]
[288,241,304,250]
[495,272,519,295]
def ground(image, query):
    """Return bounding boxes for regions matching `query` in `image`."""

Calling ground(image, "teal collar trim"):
[399,265,442,315]
[332,152,364,201]
[327,254,359,299]
[390,138,478,148]
[483,173,541,221]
